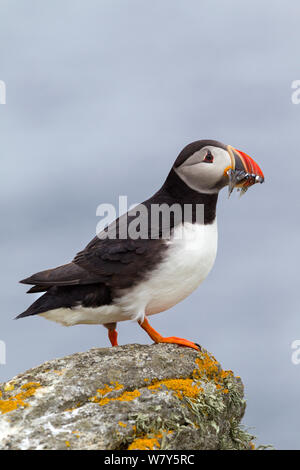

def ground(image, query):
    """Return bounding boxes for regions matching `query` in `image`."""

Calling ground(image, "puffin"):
[17,140,264,351]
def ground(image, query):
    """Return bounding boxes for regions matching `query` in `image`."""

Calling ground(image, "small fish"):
[227,169,264,198]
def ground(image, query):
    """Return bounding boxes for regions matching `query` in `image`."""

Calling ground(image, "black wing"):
[20,205,167,291]
[73,208,166,289]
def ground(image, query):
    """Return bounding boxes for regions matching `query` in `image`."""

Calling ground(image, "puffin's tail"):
[16,290,61,319]
[17,262,106,319]
[16,283,112,319]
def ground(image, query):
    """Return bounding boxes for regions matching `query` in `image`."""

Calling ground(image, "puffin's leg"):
[139,316,199,351]
[104,322,118,347]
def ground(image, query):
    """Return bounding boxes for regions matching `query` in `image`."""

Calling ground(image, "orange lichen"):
[148,378,203,400]
[95,381,123,398]
[65,441,71,447]
[97,389,141,406]
[193,354,219,380]
[128,433,162,450]
[89,352,235,411]
[20,382,41,390]
[118,421,127,427]
[100,384,115,395]
[0,382,41,414]
[145,351,235,403]
[89,381,140,407]
[193,353,234,395]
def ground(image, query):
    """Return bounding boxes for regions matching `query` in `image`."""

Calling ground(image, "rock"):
[0,343,254,450]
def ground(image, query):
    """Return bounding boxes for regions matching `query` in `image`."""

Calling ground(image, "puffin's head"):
[173,140,264,196]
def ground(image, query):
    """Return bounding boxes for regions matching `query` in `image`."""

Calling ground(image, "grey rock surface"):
[0,343,254,450]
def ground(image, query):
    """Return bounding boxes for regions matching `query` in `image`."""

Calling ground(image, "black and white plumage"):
[17,140,264,350]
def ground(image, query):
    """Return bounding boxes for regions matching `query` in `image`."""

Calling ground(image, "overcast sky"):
[0,0,300,449]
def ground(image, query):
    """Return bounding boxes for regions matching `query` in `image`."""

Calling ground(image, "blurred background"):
[0,0,299,449]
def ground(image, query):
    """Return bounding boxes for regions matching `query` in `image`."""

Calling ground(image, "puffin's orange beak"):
[225,146,264,196]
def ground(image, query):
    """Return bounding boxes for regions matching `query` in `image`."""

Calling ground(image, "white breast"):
[115,219,218,321]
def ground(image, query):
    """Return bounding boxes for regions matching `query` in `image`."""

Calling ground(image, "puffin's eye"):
[203,151,214,163]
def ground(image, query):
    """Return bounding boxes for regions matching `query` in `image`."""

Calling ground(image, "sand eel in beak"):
[17,140,264,351]
[225,146,264,196]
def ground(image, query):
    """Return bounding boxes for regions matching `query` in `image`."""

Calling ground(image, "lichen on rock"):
[0,343,255,450]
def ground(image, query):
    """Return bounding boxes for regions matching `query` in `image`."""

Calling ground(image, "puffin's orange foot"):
[108,329,118,347]
[139,317,200,351]
[156,336,200,351]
